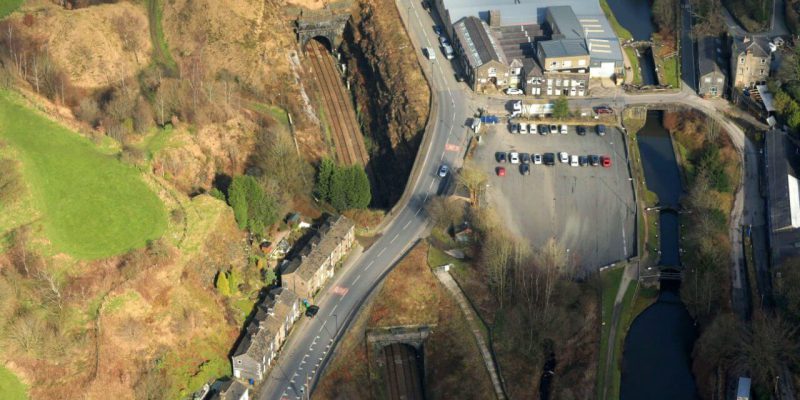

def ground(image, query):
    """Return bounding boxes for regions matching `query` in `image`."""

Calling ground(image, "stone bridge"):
[287,0,354,51]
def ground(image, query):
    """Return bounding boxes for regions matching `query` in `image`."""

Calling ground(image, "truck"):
[510,100,554,118]
[480,115,500,124]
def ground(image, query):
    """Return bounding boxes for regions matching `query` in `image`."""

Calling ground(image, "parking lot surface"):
[474,122,636,272]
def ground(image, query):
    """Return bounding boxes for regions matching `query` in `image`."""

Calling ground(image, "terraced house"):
[280,215,356,299]
[231,287,300,383]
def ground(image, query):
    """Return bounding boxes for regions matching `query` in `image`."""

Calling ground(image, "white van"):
[442,44,455,60]
[424,47,436,60]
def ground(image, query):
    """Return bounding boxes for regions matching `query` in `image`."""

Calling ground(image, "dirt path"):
[600,262,636,400]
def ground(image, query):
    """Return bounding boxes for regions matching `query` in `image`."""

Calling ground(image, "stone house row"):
[229,215,355,385]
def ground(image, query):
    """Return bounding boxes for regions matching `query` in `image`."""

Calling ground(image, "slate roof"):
[281,215,354,281]
[454,16,508,68]
[766,129,800,265]
[232,287,298,361]
[209,380,249,400]
[539,38,589,58]
[698,36,724,77]
[547,6,583,40]
[732,36,770,58]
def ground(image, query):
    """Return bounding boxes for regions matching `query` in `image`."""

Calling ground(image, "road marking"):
[415,207,422,216]
[365,260,375,271]
[390,233,399,243]
[331,285,349,296]
[329,304,338,315]
[429,180,436,190]
[320,320,327,331]
[403,220,412,229]
[354,274,361,284]
[378,247,386,256]
[445,143,461,152]
[424,193,429,203]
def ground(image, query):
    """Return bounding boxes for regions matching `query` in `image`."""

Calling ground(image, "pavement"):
[257,2,774,399]
[474,125,636,272]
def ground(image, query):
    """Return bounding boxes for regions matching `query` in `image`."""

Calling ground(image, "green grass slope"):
[0,0,23,19]
[0,92,167,259]
[0,366,27,400]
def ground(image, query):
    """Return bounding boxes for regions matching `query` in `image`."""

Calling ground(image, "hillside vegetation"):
[0,91,166,259]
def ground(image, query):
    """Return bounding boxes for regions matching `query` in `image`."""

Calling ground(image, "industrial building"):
[765,129,800,267]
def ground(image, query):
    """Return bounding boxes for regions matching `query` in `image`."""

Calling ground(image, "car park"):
[570,154,579,167]
[520,153,531,164]
[496,152,507,163]
[539,125,549,135]
[496,166,506,176]
[549,124,558,133]
[520,164,530,175]
[590,154,600,166]
[576,125,586,136]
[597,124,606,136]
[579,155,588,166]
[544,153,555,166]
[559,152,569,163]
[506,88,524,95]
[438,164,449,177]
[560,124,568,134]
[509,152,520,164]
[601,155,612,168]
[533,153,542,165]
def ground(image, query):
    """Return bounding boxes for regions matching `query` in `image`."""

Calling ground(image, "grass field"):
[0,0,23,19]
[0,366,27,400]
[0,92,167,259]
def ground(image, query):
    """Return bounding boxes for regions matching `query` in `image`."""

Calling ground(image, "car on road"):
[509,152,520,164]
[576,125,587,136]
[506,88,524,95]
[601,155,612,168]
[539,125,550,135]
[496,166,506,176]
[533,153,542,165]
[570,154,579,167]
[590,154,600,166]
[423,47,436,60]
[559,151,569,163]
[520,153,530,164]
[560,124,568,134]
[593,105,613,114]
[544,153,556,166]
[305,305,320,318]
[579,155,588,166]
[520,163,530,175]
[496,152,507,163]
[596,124,606,136]
[438,164,449,178]
[549,124,558,133]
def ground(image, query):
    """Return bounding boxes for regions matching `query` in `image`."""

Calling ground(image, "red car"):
[496,166,506,176]
[601,155,612,168]
[593,105,614,115]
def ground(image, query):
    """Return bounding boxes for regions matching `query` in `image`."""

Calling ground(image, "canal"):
[620,111,698,400]
[604,0,658,85]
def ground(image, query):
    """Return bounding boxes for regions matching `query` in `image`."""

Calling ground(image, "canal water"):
[620,111,698,400]
[604,0,658,85]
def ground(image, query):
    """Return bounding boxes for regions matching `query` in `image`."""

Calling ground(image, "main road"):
[258,1,474,398]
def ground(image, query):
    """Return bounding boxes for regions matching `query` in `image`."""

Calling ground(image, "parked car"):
[593,105,613,114]
[520,153,531,164]
[424,47,436,60]
[433,25,443,35]
[579,155,588,166]
[533,153,542,165]
[439,36,449,46]
[590,154,600,166]
[570,154,579,167]
[496,152,507,163]
[442,43,455,60]
[596,124,606,136]
[518,122,527,134]
[549,124,558,133]
[560,124,568,134]
[509,152,520,164]
[530,123,537,133]
[506,88,524,95]
[520,163,530,175]
[422,0,431,10]
[539,125,550,135]
[496,166,506,176]
[305,305,320,318]
[438,164,449,178]
[576,125,587,136]
[601,155,612,168]
[544,153,556,166]
[559,152,569,163]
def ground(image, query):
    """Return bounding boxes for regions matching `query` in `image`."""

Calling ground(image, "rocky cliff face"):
[340,0,431,207]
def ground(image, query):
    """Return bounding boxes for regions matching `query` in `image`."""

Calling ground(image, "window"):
[704,77,711,83]
[760,69,764,75]
[547,79,553,85]
[556,79,562,86]
[551,61,558,68]
[578,59,586,66]
[739,57,745,64]
[761,58,766,64]
[512,67,521,75]
[488,67,497,76]
[717,78,724,83]
[563,60,572,67]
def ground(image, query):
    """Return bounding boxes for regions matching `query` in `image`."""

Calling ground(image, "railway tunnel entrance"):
[382,343,425,400]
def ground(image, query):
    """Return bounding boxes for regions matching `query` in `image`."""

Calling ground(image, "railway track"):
[383,343,424,400]
[306,41,369,166]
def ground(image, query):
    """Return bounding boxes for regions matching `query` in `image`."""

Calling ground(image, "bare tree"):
[457,161,487,206]
[533,237,570,316]
[112,11,143,64]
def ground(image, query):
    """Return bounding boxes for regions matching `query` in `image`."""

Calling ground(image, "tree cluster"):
[227,175,279,235]
[552,96,570,119]
[652,0,678,34]
[314,158,371,211]
[214,268,241,297]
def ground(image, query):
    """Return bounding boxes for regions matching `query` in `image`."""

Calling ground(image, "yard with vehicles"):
[472,122,636,272]
[0,91,167,259]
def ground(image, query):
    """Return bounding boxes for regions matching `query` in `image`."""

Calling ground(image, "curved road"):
[259,1,473,398]
[259,1,766,398]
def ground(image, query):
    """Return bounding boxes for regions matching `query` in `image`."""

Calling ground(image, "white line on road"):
[319,320,327,331]
[354,274,361,284]
[429,180,435,190]
[365,260,375,271]
[329,304,338,315]
[415,207,422,216]
[378,248,386,257]
[390,233,399,243]
[403,220,412,230]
